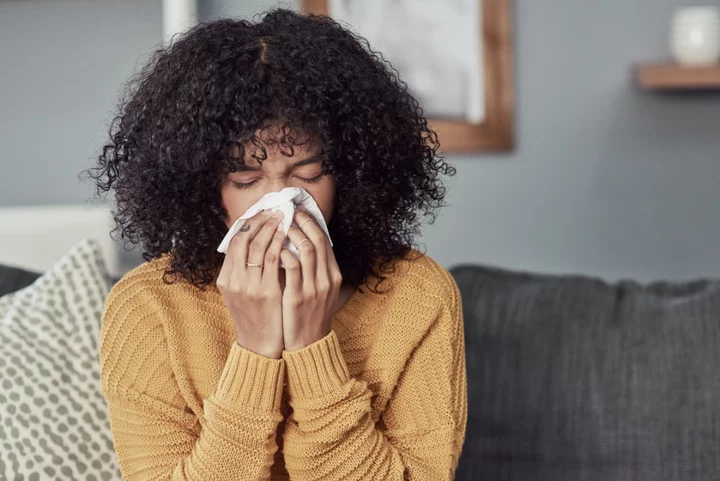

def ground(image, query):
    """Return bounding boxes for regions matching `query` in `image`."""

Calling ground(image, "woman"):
[93,8,466,481]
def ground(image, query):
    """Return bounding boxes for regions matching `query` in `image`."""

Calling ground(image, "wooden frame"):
[302,0,515,152]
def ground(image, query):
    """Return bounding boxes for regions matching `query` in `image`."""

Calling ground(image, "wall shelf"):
[636,63,720,90]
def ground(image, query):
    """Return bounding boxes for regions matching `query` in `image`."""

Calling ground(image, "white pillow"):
[0,239,122,480]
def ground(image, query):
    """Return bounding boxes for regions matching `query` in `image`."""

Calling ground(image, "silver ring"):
[295,238,311,248]
[299,218,313,229]
[246,262,264,268]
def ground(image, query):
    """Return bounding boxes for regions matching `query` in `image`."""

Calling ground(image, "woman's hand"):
[217,209,286,359]
[280,210,343,352]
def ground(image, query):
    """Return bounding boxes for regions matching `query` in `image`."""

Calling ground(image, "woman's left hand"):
[280,210,343,352]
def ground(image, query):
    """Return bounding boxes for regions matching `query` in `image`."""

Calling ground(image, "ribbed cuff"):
[282,331,350,399]
[214,342,285,412]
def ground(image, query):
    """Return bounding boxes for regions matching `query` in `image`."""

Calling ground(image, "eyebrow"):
[234,153,324,172]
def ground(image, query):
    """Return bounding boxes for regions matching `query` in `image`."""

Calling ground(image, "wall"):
[0,0,163,207]
[434,0,720,282]
[3,0,720,282]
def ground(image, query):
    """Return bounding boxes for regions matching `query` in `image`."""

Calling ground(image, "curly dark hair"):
[87,8,455,290]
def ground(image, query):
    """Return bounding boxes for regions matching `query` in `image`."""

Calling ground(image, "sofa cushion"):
[0,239,122,480]
[452,264,720,481]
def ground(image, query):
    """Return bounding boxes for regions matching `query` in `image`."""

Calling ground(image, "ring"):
[299,218,313,229]
[246,262,264,268]
[295,239,310,248]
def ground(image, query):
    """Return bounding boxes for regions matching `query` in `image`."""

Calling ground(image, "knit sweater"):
[99,250,467,480]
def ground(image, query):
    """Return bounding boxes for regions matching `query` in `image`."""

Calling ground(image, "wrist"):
[284,332,331,352]
[282,331,350,399]
[236,339,282,359]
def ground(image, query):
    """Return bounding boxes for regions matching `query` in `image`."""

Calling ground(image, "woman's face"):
[220,133,336,229]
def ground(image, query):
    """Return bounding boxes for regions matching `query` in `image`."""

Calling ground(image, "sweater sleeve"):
[280,271,468,481]
[99,283,285,481]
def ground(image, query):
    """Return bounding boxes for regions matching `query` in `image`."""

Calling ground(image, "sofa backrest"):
[452,264,720,481]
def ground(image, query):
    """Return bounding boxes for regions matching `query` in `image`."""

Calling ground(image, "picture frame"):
[301,0,515,153]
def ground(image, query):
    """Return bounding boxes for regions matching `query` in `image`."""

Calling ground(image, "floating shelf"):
[636,63,720,90]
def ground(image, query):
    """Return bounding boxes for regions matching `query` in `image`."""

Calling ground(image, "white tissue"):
[216,187,332,266]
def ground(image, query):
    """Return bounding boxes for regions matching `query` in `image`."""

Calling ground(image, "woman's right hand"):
[216,209,286,359]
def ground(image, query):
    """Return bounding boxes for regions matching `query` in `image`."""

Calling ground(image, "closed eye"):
[231,174,324,190]
[298,174,323,185]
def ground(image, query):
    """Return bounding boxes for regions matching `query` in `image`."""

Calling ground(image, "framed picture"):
[302,0,515,152]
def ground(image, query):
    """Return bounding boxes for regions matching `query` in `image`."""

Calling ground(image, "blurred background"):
[1,0,719,281]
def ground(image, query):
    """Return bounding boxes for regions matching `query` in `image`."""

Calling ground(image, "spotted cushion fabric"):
[0,239,122,480]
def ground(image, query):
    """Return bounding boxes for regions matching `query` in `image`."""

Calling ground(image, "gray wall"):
[0,0,163,206]
[434,0,720,282]
[3,0,720,281]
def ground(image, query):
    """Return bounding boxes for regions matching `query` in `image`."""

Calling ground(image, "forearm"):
[280,331,461,481]
[281,381,411,480]
[105,343,286,481]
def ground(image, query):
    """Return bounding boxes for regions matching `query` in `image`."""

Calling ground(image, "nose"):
[264,176,290,194]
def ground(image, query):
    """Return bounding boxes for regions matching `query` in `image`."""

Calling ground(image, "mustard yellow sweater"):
[99,251,467,480]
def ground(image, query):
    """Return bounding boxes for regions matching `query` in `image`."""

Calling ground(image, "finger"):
[226,210,272,290]
[286,223,315,286]
[294,211,329,282]
[247,211,285,285]
[248,211,284,264]
[216,251,233,290]
[280,249,302,295]
[262,221,286,287]
[325,238,342,289]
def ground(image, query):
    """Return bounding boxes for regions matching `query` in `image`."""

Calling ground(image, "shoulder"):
[372,249,461,333]
[99,256,173,392]
[106,254,213,308]
[101,256,171,343]
[362,250,463,357]
[383,249,460,308]
[103,254,221,333]
[102,255,204,347]
[104,255,173,315]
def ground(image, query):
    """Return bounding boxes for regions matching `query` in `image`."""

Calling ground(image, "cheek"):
[220,184,255,228]
[313,177,336,224]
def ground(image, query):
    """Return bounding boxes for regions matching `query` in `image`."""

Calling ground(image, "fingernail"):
[277,222,284,231]
[273,210,284,219]
[260,210,271,217]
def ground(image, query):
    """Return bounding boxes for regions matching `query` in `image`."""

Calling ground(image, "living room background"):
[1,0,719,281]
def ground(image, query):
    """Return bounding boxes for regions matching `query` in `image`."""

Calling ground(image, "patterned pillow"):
[0,239,122,480]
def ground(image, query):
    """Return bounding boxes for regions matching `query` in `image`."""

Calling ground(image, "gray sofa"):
[0,263,42,297]
[452,264,720,481]
[5,262,719,480]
